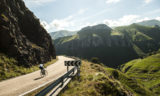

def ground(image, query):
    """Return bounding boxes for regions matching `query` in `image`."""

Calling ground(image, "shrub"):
[90,57,100,64]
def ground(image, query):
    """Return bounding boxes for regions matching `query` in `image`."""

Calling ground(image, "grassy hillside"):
[59,60,154,96]
[115,24,160,54]
[121,51,160,95]
[136,19,160,27]
[50,30,77,40]
[0,53,57,81]
[54,24,160,68]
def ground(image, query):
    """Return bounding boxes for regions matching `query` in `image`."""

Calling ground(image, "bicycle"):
[40,68,48,77]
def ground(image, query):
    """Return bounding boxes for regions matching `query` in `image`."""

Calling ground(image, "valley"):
[0,0,160,96]
[54,23,160,67]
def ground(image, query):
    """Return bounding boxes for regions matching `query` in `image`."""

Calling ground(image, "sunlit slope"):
[115,24,160,54]
[121,50,160,95]
[54,24,160,67]
[136,19,160,27]
[60,60,154,96]
[0,53,57,81]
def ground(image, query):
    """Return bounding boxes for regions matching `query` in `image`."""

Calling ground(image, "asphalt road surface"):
[0,56,73,96]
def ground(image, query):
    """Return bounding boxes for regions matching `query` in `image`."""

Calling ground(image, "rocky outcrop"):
[0,0,56,67]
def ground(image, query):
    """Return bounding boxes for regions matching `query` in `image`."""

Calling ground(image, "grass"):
[92,33,99,37]
[20,56,159,96]
[0,53,58,81]
[111,31,122,36]
[61,35,78,44]
[1,13,9,22]
[121,53,160,95]
[59,60,154,96]
[31,43,43,50]
[132,44,145,57]
[105,67,153,96]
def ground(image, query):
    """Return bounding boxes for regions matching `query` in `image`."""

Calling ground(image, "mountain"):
[49,30,77,40]
[60,50,160,96]
[0,0,56,67]
[115,24,160,54]
[54,24,160,68]
[137,19,160,27]
[121,50,160,95]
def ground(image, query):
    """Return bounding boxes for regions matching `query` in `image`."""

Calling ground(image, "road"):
[0,56,73,96]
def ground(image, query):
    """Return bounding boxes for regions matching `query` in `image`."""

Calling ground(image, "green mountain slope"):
[60,50,160,96]
[115,24,160,54]
[137,19,160,27]
[121,50,160,95]
[59,60,154,96]
[49,30,77,40]
[54,24,160,68]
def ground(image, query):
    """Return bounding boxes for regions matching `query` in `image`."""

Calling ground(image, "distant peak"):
[80,24,112,31]
[136,19,160,27]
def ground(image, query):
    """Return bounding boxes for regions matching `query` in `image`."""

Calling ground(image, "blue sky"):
[23,0,160,32]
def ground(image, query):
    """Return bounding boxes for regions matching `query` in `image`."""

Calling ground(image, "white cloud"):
[156,17,160,21]
[103,15,140,27]
[40,15,75,32]
[42,14,160,32]
[144,0,152,4]
[40,8,89,32]
[24,0,56,7]
[78,9,88,15]
[40,20,50,30]
[106,0,120,4]
[51,17,74,29]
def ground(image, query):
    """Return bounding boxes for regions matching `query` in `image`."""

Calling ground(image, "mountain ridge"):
[54,23,160,67]
[136,19,160,27]
[50,30,77,40]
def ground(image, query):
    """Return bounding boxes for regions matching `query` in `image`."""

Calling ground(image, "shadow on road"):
[34,77,43,80]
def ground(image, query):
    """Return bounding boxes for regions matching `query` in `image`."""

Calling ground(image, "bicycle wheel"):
[44,70,48,76]
[40,70,45,77]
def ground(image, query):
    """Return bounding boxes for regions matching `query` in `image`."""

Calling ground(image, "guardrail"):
[35,67,77,96]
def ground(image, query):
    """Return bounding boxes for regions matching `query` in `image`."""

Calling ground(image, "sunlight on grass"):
[59,60,153,96]
[121,53,160,95]
[0,53,58,81]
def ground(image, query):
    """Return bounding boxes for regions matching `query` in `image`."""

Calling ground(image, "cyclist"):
[39,63,44,72]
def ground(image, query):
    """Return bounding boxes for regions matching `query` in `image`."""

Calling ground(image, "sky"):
[23,0,160,32]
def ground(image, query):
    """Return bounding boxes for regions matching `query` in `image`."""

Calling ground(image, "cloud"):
[156,17,160,21]
[40,8,89,32]
[144,0,152,4]
[40,15,75,32]
[24,0,56,7]
[42,13,160,32]
[145,9,160,16]
[76,8,112,23]
[106,0,120,4]
[78,9,88,15]
[103,15,140,27]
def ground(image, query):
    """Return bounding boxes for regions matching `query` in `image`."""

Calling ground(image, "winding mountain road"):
[0,56,73,96]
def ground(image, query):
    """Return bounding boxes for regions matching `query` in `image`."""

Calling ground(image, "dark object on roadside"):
[91,57,101,64]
